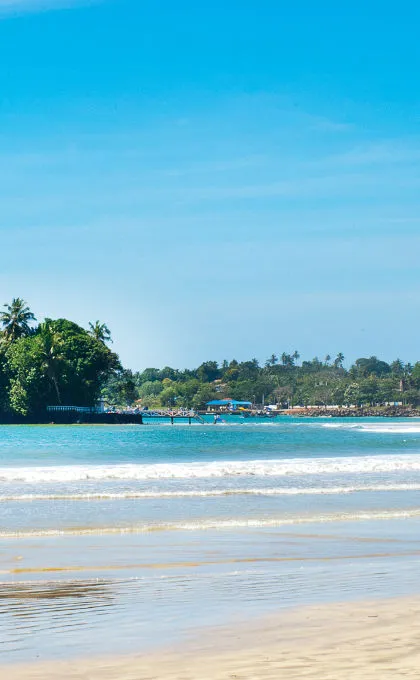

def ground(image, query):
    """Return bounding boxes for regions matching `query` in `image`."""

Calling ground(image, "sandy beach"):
[5,596,420,679]
[3,423,420,675]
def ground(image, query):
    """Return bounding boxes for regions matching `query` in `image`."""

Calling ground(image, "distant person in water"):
[213,414,222,424]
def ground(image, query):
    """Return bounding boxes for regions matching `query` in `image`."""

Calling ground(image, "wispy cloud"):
[308,116,354,133]
[314,140,420,168]
[164,155,267,177]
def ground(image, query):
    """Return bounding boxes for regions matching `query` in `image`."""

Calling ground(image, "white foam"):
[359,425,420,434]
[2,455,420,483]
[2,508,420,538]
[321,423,360,429]
[322,422,420,434]
[1,483,420,502]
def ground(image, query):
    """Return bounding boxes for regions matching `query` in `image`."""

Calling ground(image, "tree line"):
[2,298,420,416]
[103,352,420,411]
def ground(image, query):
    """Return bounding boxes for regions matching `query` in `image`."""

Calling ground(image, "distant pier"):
[139,409,205,424]
[0,407,206,426]
[45,406,205,425]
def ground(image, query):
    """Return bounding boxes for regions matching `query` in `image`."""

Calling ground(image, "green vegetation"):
[0,299,120,417]
[1,298,419,417]
[105,354,419,411]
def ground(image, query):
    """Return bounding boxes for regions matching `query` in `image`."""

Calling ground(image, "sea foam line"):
[321,422,420,434]
[2,509,420,538]
[2,455,420,482]
[1,484,420,502]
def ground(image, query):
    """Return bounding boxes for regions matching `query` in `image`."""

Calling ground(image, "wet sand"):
[5,595,420,679]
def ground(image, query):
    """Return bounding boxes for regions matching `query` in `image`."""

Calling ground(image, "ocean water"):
[1,417,420,663]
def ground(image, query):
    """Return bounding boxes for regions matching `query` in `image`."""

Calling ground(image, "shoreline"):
[204,407,420,418]
[2,404,420,426]
[280,406,420,418]
[1,409,420,425]
[5,595,420,679]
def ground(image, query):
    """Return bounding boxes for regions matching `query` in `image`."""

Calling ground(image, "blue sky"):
[0,0,419,369]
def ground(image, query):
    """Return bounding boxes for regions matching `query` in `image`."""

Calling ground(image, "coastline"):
[0,413,144,425]
[5,595,420,679]
[280,406,420,418]
[202,407,420,418]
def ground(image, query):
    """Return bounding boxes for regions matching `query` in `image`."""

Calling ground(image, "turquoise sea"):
[1,417,420,663]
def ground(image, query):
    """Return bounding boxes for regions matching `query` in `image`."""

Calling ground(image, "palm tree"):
[390,358,404,376]
[38,321,65,404]
[334,353,345,369]
[324,354,331,366]
[292,350,300,365]
[89,321,112,344]
[404,362,413,376]
[0,298,36,341]
[268,353,278,366]
[281,352,294,367]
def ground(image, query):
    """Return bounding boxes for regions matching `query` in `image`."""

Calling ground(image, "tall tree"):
[37,321,65,404]
[89,321,112,344]
[281,352,294,367]
[0,298,36,342]
[102,369,138,406]
[390,358,404,376]
[352,356,390,378]
[196,361,220,383]
[334,353,345,369]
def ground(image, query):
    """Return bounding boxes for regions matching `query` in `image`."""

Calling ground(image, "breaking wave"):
[2,508,420,538]
[2,483,420,502]
[321,422,420,434]
[2,455,420,483]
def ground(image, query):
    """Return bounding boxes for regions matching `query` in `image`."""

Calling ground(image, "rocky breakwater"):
[292,406,420,418]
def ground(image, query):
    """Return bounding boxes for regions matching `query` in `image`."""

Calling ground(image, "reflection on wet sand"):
[0,580,116,660]
[0,580,113,601]
[2,548,420,576]
[2,520,420,664]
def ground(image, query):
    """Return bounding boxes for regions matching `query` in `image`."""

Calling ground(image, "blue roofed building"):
[206,399,252,412]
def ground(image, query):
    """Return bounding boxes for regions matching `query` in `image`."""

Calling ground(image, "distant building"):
[206,399,252,412]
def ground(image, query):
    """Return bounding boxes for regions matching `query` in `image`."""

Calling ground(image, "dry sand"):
[5,596,420,679]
